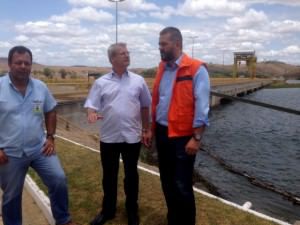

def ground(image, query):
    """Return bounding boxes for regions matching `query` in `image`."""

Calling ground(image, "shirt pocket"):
[0,100,19,114]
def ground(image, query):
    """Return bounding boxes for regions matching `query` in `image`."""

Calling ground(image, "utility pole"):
[189,36,198,58]
[108,0,125,43]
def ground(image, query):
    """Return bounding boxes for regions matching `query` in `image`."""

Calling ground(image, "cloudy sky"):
[0,0,300,68]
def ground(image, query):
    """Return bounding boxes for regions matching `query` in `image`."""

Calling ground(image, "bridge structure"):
[47,78,273,107]
[209,78,272,107]
[48,78,273,107]
[233,51,257,79]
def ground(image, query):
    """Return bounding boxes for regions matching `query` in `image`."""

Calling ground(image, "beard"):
[160,50,175,62]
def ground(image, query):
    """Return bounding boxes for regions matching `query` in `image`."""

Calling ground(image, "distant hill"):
[207,61,300,79]
[1,57,299,79]
[0,57,110,76]
[0,57,8,65]
[0,57,44,72]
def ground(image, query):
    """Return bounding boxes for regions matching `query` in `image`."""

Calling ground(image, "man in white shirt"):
[84,43,151,225]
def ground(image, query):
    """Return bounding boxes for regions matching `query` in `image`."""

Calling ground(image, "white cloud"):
[15,35,30,42]
[179,0,245,17]
[239,41,263,50]
[226,9,268,30]
[118,22,163,37]
[150,6,176,20]
[15,21,89,37]
[124,0,159,11]
[68,0,111,8]
[282,45,300,54]
[50,14,80,24]
[236,29,272,42]
[50,7,113,23]
[271,20,300,33]
[119,11,137,19]
[68,0,159,11]
[244,0,300,6]
[259,45,300,64]
[2,0,300,66]
[0,42,12,48]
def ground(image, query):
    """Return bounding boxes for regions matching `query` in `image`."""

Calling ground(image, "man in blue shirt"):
[151,27,210,225]
[84,43,151,225]
[0,46,75,225]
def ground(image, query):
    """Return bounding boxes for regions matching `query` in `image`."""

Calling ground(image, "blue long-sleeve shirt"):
[156,55,210,127]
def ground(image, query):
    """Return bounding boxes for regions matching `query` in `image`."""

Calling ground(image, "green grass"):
[267,81,300,88]
[29,138,279,225]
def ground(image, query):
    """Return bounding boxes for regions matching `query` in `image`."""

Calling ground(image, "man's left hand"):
[42,138,56,156]
[142,130,152,148]
[185,137,201,155]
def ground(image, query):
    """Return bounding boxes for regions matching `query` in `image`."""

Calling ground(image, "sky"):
[0,0,300,68]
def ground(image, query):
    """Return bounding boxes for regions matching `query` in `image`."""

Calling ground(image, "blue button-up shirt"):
[156,55,210,127]
[0,74,57,157]
[84,71,151,143]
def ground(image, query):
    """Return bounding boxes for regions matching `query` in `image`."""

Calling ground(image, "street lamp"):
[189,36,198,58]
[108,0,125,43]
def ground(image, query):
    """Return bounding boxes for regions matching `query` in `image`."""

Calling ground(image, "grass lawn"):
[30,138,279,225]
[267,81,300,89]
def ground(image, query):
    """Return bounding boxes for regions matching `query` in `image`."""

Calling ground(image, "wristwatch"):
[193,133,202,142]
[46,134,55,140]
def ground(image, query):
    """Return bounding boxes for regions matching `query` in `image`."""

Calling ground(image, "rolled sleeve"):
[84,81,101,111]
[139,79,151,108]
[44,90,57,112]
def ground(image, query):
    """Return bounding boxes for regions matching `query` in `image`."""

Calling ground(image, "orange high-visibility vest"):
[152,53,206,137]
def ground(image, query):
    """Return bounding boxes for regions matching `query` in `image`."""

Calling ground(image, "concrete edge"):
[192,187,291,225]
[137,164,292,225]
[24,175,55,225]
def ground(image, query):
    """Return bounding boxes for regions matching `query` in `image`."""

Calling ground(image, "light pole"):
[108,0,125,43]
[189,36,198,58]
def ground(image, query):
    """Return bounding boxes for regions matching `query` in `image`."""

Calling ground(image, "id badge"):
[33,100,42,114]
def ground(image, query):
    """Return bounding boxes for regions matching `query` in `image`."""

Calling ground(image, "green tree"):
[70,71,77,79]
[43,67,53,78]
[59,68,67,79]
[141,68,157,77]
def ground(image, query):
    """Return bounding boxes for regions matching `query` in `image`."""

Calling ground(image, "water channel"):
[56,87,300,223]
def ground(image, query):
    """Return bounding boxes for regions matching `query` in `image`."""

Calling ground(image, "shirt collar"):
[8,74,33,89]
[165,53,183,69]
[111,70,129,78]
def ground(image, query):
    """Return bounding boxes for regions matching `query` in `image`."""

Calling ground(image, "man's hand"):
[185,137,201,155]
[0,149,8,164]
[87,109,103,123]
[141,130,152,148]
[42,138,56,156]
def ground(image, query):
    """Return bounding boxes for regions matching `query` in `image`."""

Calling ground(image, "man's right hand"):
[0,149,8,165]
[142,130,152,148]
[87,109,103,123]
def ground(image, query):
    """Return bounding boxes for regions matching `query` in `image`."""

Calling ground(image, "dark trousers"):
[155,123,196,225]
[100,142,141,217]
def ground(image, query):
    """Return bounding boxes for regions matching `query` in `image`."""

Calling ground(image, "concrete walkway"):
[0,188,49,225]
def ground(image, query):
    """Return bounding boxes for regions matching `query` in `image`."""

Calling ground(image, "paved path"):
[0,188,49,225]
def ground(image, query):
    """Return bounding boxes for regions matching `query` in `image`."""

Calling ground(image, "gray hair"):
[107,42,127,62]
